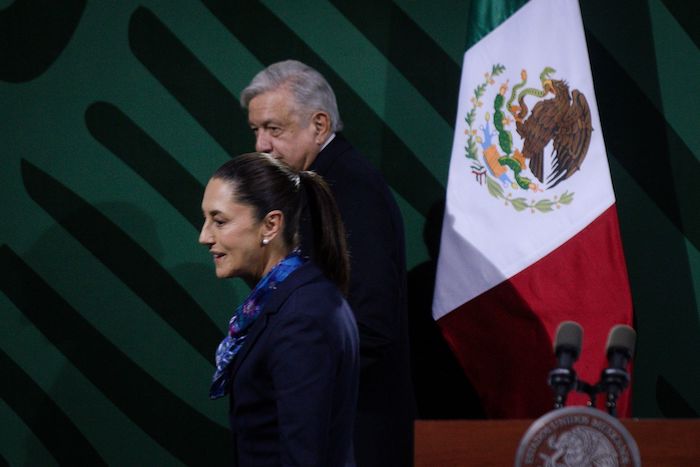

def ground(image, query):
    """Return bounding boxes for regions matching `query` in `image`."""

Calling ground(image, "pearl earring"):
[262,238,270,245]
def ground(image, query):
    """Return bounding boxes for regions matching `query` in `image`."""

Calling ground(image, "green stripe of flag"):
[466,0,529,49]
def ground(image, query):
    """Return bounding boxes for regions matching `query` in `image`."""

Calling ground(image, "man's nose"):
[255,131,272,153]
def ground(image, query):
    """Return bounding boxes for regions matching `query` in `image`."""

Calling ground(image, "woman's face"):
[199,178,265,281]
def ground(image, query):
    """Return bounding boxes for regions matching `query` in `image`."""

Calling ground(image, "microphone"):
[601,324,636,417]
[548,321,583,409]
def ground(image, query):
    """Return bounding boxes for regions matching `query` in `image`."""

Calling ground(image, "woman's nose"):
[198,223,212,245]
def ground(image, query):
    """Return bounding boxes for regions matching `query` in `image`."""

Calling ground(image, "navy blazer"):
[303,134,415,466]
[227,261,359,467]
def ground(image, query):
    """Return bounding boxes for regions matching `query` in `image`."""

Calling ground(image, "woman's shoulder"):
[262,262,358,355]
[269,263,349,319]
[285,264,347,310]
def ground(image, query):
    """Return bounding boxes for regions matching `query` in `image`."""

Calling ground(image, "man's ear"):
[312,111,331,143]
[261,210,284,242]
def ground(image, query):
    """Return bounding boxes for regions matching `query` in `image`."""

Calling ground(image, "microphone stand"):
[575,380,598,408]
[600,367,630,417]
[553,371,629,417]
[548,367,577,409]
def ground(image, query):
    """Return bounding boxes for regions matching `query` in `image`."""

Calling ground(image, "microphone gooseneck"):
[548,321,583,409]
[600,324,636,417]
[546,321,636,417]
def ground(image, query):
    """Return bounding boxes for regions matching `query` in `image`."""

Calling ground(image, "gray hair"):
[240,60,343,132]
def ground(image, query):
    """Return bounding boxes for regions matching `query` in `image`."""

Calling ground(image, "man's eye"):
[269,127,282,136]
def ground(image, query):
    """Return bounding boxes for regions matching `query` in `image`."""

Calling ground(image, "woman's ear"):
[260,210,284,244]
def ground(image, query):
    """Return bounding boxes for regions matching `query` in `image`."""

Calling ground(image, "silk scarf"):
[210,250,305,399]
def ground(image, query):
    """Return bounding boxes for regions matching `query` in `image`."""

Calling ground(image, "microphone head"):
[554,321,583,357]
[606,324,636,357]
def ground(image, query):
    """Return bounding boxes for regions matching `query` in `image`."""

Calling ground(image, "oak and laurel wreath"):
[464,63,574,213]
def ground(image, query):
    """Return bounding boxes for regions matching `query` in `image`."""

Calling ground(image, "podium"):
[415,418,700,466]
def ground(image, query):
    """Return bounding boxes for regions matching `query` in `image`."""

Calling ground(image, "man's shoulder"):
[317,135,389,191]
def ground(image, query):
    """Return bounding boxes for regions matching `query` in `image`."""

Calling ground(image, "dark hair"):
[212,153,350,293]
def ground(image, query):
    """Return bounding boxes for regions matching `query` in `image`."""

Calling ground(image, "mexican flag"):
[433,0,634,418]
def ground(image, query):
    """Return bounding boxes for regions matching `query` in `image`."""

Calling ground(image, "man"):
[241,60,414,466]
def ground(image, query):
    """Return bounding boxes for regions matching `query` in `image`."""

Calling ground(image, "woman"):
[199,153,359,466]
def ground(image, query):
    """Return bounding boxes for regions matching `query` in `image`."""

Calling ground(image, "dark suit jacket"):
[302,134,415,467]
[227,261,359,467]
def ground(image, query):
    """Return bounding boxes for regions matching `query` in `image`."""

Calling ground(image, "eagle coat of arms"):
[464,65,593,213]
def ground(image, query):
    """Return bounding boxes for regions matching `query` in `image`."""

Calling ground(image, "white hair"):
[240,60,343,132]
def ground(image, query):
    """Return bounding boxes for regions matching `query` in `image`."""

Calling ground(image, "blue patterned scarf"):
[210,250,305,399]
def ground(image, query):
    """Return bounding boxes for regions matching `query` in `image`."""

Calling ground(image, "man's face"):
[247,87,320,171]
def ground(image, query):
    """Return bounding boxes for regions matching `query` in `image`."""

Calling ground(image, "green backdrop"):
[2,0,698,464]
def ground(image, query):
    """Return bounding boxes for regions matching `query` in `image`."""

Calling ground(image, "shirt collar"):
[320,132,336,152]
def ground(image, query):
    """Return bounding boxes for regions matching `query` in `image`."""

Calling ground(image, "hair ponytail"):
[299,170,350,294]
[212,153,349,294]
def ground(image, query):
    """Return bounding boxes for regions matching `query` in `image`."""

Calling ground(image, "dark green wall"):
[1,0,698,464]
